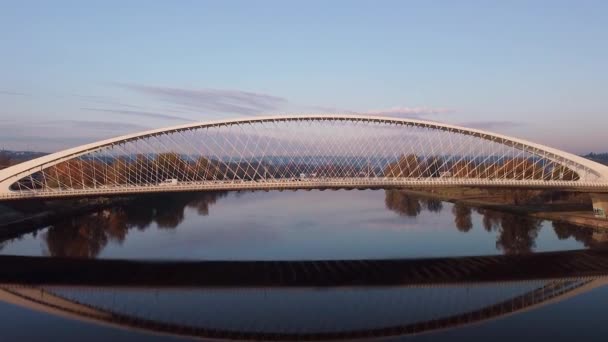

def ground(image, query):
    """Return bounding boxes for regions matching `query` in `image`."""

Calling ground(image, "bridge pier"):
[592,194,608,219]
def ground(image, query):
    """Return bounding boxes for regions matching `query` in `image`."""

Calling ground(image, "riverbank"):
[403,187,608,229]
[0,197,133,240]
[2,188,606,245]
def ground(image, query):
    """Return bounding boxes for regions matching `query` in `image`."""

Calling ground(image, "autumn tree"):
[424,156,444,177]
[452,203,473,232]
[44,160,93,189]
[450,161,474,178]
[493,158,545,180]
[125,154,154,184]
[152,153,189,182]
[550,165,580,181]
[192,156,214,180]
[384,154,422,178]
[385,190,422,217]
[478,163,498,179]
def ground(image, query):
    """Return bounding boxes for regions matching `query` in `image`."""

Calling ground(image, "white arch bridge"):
[1,114,608,201]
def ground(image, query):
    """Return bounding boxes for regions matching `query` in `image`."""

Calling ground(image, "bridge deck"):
[2,177,608,201]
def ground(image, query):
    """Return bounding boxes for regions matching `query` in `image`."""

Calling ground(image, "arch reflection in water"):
[4,249,608,340]
[1,277,605,340]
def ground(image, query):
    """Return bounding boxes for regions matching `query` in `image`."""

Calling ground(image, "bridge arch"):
[1,114,607,200]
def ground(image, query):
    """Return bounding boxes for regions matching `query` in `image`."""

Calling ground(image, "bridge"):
[2,249,608,340]
[1,115,608,208]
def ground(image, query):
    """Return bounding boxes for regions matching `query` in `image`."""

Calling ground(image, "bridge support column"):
[591,194,608,219]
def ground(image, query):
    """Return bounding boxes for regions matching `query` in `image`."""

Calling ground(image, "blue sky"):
[0,0,606,153]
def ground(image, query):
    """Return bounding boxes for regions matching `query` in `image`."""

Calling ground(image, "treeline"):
[584,153,608,166]
[25,153,227,190]
[31,190,603,258]
[42,192,227,258]
[0,151,13,170]
[14,152,581,190]
[385,190,551,254]
[0,150,47,170]
[24,153,343,189]
[383,154,579,180]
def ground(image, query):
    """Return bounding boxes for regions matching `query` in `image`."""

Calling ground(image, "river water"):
[0,190,597,259]
[1,190,607,341]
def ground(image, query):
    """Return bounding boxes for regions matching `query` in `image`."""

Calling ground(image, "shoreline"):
[402,188,608,230]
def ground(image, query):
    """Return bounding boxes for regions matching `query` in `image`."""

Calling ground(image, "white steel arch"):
[1,114,607,200]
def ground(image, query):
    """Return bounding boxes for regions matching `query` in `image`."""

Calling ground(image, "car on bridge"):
[159,179,178,186]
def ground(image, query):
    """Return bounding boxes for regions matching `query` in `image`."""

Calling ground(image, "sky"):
[0,0,607,153]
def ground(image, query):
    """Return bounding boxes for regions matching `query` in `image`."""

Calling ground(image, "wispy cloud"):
[0,91,28,96]
[73,94,146,109]
[302,105,349,113]
[457,120,522,130]
[116,83,288,116]
[0,119,150,152]
[82,108,194,122]
[363,106,452,118]
[48,120,149,131]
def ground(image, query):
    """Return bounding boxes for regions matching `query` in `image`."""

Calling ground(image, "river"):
[1,189,607,341]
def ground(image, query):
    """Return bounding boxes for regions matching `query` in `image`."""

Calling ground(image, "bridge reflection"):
[2,250,608,340]
[3,248,608,286]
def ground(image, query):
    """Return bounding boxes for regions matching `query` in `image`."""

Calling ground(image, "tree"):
[497,158,542,180]
[509,189,541,205]
[384,154,422,178]
[193,156,211,180]
[452,203,473,232]
[422,198,443,213]
[425,156,444,178]
[187,191,228,215]
[479,163,498,179]
[385,190,422,217]
[495,214,541,254]
[44,213,112,257]
[153,153,189,182]
[42,192,229,257]
[45,160,89,189]
[0,151,11,169]
[476,208,502,232]
[551,165,580,181]
[551,221,608,248]
[450,161,473,178]
[128,154,155,184]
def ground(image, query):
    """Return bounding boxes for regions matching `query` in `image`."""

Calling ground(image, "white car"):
[159,179,178,186]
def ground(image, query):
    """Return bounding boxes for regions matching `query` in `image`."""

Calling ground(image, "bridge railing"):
[1,177,606,200]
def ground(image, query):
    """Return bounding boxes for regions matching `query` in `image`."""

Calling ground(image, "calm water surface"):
[1,190,607,341]
[0,190,597,259]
